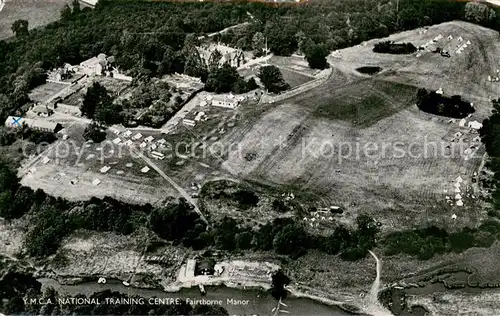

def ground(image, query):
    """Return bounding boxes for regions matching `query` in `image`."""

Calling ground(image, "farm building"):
[4,116,62,133]
[209,95,240,108]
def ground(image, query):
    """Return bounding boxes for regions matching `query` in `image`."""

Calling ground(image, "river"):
[38,278,355,315]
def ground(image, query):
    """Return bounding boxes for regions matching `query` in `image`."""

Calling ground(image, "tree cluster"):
[479,99,500,214]
[373,41,417,54]
[258,65,290,93]
[416,88,475,118]
[205,63,258,94]
[382,221,500,260]
[0,0,484,122]
[81,82,121,125]
[83,122,107,143]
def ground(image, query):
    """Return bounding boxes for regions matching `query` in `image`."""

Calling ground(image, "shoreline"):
[46,273,367,315]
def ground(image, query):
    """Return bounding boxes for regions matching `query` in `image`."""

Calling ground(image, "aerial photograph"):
[2,0,500,315]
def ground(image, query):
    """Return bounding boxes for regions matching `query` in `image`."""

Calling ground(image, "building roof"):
[5,116,61,131]
[211,94,240,104]
[80,56,106,68]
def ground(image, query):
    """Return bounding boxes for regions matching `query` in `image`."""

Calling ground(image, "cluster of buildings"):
[182,94,244,127]
[48,53,131,82]
[197,43,246,68]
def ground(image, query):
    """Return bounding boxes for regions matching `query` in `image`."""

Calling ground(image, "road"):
[364,251,393,316]
[197,22,250,40]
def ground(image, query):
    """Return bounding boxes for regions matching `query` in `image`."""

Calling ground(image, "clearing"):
[203,21,500,231]
[0,0,72,40]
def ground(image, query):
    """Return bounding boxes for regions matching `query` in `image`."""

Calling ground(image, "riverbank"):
[39,272,365,315]
[37,277,357,316]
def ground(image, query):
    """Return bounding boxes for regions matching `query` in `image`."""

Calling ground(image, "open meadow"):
[0,0,72,40]
[202,21,500,232]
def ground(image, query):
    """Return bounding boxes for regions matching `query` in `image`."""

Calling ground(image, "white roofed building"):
[5,116,62,133]
[210,95,240,109]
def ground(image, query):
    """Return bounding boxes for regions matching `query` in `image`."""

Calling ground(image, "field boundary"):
[260,66,333,104]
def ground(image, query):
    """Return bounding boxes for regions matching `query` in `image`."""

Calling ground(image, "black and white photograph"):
[1,0,500,315]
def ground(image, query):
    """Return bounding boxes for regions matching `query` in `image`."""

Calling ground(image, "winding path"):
[364,250,393,316]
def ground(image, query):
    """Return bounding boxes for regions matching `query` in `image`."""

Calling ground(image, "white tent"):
[456,200,463,206]
[452,213,458,219]
[455,193,462,200]
[459,118,467,127]
[456,175,463,183]
[100,166,111,173]
[141,166,150,173]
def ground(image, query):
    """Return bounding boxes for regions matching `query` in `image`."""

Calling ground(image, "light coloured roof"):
[5,116,60,131]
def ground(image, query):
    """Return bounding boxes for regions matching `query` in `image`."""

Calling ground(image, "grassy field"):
[0,0,72,40]
[19,121,180,205]
[193,21,500,232]
[279,67,315,89]
[312,79,417,127]
[28,81,68,103]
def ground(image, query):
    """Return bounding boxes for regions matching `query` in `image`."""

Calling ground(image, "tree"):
[464,2,495,24]
[305,44,329,69]
[71,0,81,14]
[184,51,208,81]
[265,22,297,56]
[94,102,123,125]
[60,5,72,21]
[235,231,253,249]
[272,224,308,256]
[205,63,241,93]
[252,32,265,56]
[83,122,107,143]
[295,31,308,54]
[208,49,222,72]
[258,65,290,93]
[81,82,112,120]
[11,20,29,37]
[270,270,291,300]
